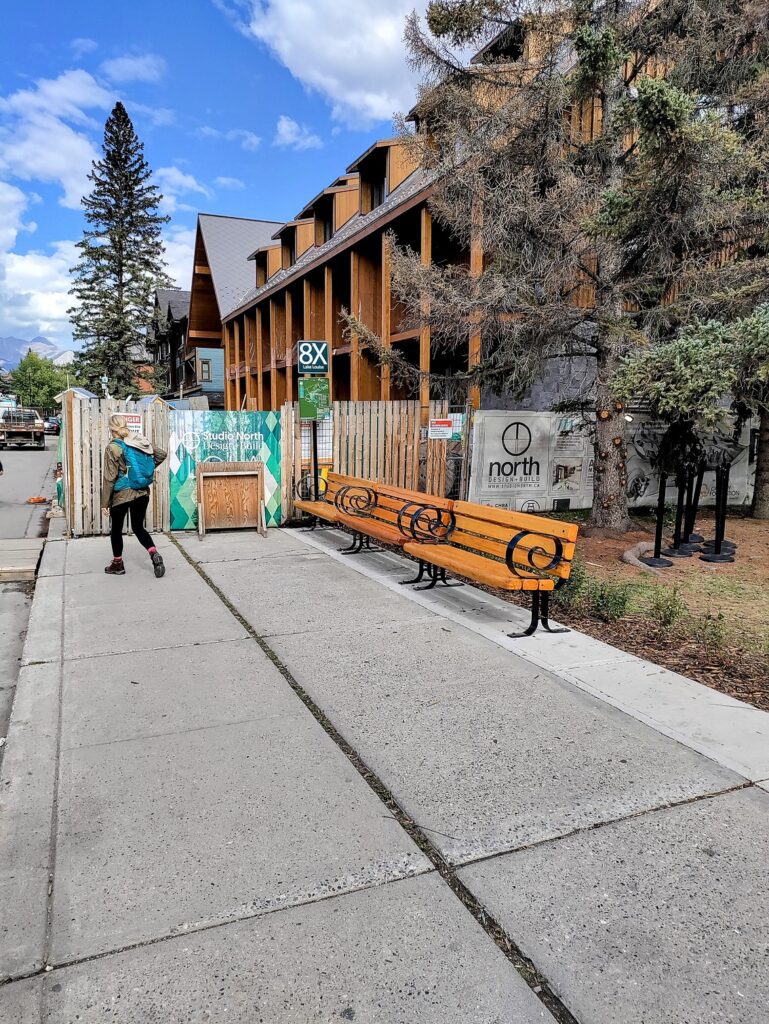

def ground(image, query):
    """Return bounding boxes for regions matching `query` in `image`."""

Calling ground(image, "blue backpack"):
[113,439,156,492]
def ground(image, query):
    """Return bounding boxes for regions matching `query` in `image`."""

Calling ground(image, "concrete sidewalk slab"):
[20,575,63,666]
[51,711,430,963]
[0,977,41,1023]
[41,875,553,1024]
[34,538,67,578]
[269,617,741,863]
[459,788,769,1024]
[205,551,438,639]
[0,664,60,980]
[174,528,304,563]
[62,551,248,660]
[60,638,293,750]
[291,527,769,783]
[47,533,174,578]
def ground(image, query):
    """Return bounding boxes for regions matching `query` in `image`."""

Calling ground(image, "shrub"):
[586,579,633,622]
[692,611,727,647]
[552,556,589,610]
[648,586,687,630]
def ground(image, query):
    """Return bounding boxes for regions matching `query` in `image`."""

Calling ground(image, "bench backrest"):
[369,483,455,541]
[450,501,579,583]
[323,472,374,509]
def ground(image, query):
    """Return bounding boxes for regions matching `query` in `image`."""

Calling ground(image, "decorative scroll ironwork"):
[505,531,564,579]
[295,473,328,502]
[335,485,377,518]
[396,502,456,543]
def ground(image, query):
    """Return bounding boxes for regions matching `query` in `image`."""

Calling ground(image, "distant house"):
[147,286,225,408]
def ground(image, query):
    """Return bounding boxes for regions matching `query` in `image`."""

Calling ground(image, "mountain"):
[0,336,76,371]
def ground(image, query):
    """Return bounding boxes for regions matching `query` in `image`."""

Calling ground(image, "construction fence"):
[60,395,471,537]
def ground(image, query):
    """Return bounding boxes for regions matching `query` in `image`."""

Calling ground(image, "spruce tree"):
[69,102,171,397]
[355,1,769,530]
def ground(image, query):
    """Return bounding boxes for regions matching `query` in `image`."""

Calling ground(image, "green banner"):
[299,377,331,421]
[168,411,282,530]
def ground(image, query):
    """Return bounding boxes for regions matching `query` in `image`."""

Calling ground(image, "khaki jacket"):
[101,435,167,509]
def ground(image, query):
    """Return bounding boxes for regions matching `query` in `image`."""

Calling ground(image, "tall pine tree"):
[353,1,769,530]
[69,102,170,397]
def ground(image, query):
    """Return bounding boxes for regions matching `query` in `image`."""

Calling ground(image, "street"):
[0,437,58,540]
[0,438,57,765]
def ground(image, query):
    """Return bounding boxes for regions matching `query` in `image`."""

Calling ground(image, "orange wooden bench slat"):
[452,501,579,544]
[402,542,556,591]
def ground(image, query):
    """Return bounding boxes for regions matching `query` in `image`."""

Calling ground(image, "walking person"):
[101,414,167,577]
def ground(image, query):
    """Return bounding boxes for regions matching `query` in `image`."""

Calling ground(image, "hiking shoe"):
[105,559,125,575]
[150,551,165,578]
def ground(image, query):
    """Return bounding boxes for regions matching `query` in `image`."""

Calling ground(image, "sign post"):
[297,341,330,501]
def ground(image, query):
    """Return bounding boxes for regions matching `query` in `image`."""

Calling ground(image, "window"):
[200,359,212,382]
[370,177,385,210]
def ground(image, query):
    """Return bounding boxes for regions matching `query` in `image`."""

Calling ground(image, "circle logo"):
[502,422,532,457]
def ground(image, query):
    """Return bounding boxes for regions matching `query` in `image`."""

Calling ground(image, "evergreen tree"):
[354,1,769,530]
[69,102,171,397]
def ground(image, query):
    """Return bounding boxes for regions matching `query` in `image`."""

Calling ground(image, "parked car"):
[44,415,61,435]
[0,408,46,449]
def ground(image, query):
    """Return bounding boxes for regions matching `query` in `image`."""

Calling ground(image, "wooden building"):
[218,126,490,417]
[187,213,282,408]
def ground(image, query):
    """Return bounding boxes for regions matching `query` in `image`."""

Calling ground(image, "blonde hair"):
[109,414,131,440]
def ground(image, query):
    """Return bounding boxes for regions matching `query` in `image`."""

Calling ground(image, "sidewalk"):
[1,527,768,1022]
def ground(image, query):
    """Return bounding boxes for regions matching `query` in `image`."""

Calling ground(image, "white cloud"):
[0,70,113,208]
[132,103,175,127]
[155,166,211,213]
[0,68,112,124]
[273,114,322,150]
[0,201,77,344]
[163,225,196,291]
[215,175,246,189]
[71,38,98,58]
[219,0,426,127]
[198,125,262,151]
[100,54,167,84]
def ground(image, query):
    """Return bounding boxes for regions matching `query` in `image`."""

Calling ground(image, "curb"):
[0,540,65,981]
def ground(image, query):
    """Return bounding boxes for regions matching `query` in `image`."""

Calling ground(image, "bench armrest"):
[505,530,565,579]
[335,485,378,518]
[397,502,456,543]
[294,473,328,502]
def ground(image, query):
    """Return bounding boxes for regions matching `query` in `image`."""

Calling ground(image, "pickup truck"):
[0,408,47,449]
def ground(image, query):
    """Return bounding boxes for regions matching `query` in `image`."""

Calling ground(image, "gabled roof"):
[228,165,432,318]
[197,214,283,317]
[156,288,190,321]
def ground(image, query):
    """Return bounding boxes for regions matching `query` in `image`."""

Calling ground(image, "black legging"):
[110,495,153,557]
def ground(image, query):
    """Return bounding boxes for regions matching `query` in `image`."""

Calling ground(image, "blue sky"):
[0,0,426,348]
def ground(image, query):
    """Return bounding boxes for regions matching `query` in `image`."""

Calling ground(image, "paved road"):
[0,437,56,764]
[0,437,58,539]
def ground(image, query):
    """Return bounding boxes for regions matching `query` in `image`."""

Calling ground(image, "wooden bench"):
[402,502,579,638]
[334,482,454,554]
[294,472,364,528]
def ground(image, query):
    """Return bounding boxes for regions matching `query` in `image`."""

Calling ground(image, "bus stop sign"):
[297,340,329,375]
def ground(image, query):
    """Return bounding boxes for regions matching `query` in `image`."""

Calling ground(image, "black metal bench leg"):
[400,560,427,585]
[509,592,541,638]
[415,564,440,590]
[339,532,361,554]
[301,515,318,532]
[361,535,381,553]
[539,592,570,634]
[436,567,464,588]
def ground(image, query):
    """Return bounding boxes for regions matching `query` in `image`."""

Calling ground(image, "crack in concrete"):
[169,534,582,1024]
[61,710,304,754]
[0,867,436,991]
